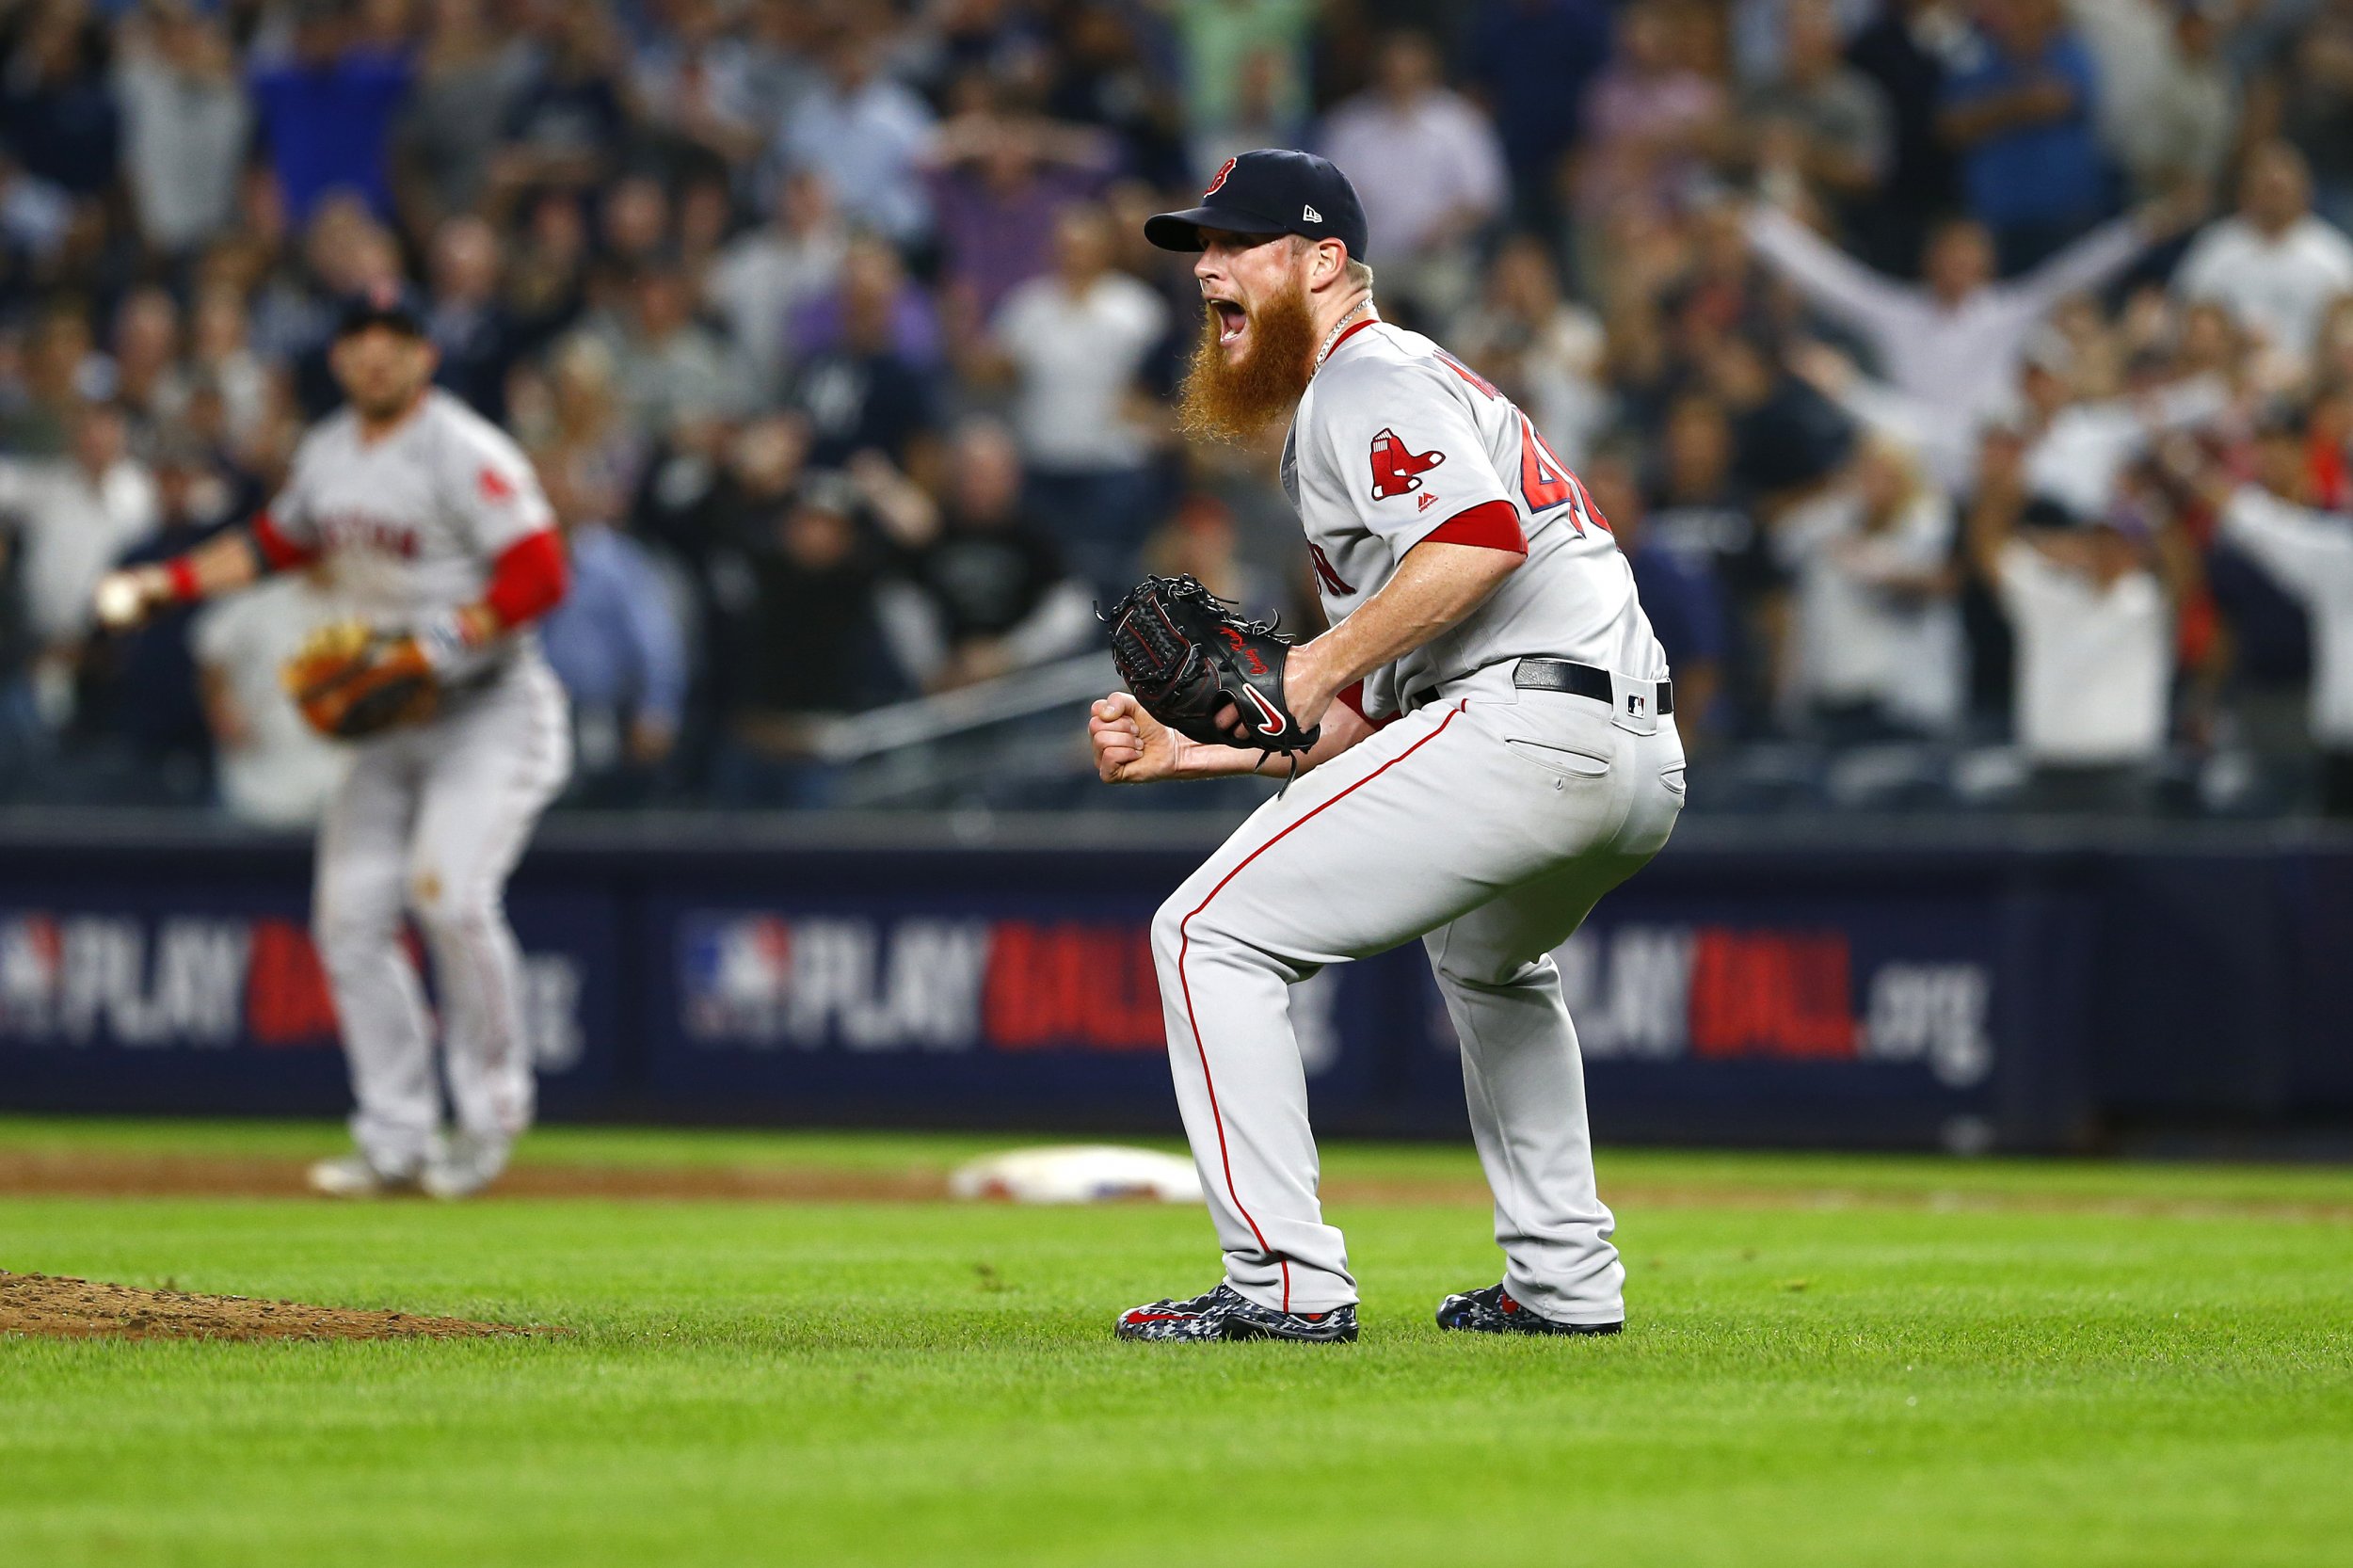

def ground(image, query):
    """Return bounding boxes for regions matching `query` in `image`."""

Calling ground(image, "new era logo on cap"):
[1303,204,1321,222]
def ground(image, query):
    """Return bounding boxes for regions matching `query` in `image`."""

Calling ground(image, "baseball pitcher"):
[1095,152,1683,1341]
[94,294,571,1199]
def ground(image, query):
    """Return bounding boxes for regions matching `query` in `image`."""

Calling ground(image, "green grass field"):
[5,1116,2351,1567]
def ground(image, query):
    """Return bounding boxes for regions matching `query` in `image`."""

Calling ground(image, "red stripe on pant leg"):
[1176,701,1467,1315]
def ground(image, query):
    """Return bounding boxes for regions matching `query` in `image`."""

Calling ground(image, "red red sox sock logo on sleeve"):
[1369,427,1445,501]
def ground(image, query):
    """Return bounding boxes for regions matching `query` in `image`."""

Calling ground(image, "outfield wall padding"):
[1,813,2345,1151]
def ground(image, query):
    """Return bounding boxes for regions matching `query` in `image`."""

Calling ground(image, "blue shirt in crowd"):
[248,52,411,221]
[1941,31,2106,233]
[538,524,688,732]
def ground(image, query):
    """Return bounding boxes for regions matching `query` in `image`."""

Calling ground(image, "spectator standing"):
[1583,445,1728,737]
[97,435,238,802]
[493,3,629,196]
[2259,0,2353,235]
[1449,235,1613,467]
[0,401,155,663]
[776,34,936,248]
[1742,0,1894,229]
[1937,0,2112,272]
[872,422,1096,691]
[1575,2,1727,235]
[2,2,118,204]
[1744,196,2177,488]
[1317,30,1507,322]
[1775,436,1965,738]
[106,287,182,435]
[113,6,250,259]
[1467,0,1614,232]
[705,168,846,398]
[1970,456,2178,809]
[629,0,768,173]
[984,203,1167,596]
[2078,0,2234,203]
[536,455,688,804]
[600,257,749,434]
[394,0,532,232]
[425,216,517,422]
[2173,142,2353,383]
[2212,407,2353,815]
[1648,392,1779,732]
[1842,0,1967,274]
[1139,490,1277,618]
[192,565,350,828]
[716,475,898,808]
[928,93,1115,323]
[790,241,943,473]
[1175,0,1313,172]
[248,1,412,223]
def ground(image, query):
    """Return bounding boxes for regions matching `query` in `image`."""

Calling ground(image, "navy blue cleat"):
[1115,1284,1358,1343]
[1435,1283,1623,1337]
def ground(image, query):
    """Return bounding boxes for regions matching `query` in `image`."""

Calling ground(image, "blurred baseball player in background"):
[1092,152,1682,1342]
[92,293,570,1200]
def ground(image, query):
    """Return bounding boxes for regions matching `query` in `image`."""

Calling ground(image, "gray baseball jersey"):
[1148,315,1682,1325]
[268,389,555,645]
[270,389,570,1183]
[1282,320,1666,717]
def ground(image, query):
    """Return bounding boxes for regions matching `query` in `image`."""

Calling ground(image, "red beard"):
[1176,281,1319,443]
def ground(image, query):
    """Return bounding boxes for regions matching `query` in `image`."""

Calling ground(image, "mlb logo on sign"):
[679,911,990,1050]
[681,914,795,1041]
[0,912,64,1034]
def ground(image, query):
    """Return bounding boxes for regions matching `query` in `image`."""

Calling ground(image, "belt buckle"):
[1609,670,1659,737]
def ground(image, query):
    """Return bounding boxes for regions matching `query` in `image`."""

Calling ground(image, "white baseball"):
[93,572,147,629]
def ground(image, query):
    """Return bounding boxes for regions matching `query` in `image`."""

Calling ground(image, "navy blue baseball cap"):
[1145,150,1371,264]
[333,281,426,341]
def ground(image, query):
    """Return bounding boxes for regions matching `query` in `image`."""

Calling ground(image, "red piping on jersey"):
[1176,699,1467,1314]
[248,511,318,571]
[1418,498,1526,555]
[1324,316,1378,361]
[483,529,568,628]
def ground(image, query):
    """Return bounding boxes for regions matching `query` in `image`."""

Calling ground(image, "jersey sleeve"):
[254,433,327,562]
[448,420,556,557]
[1310,357,1517,561]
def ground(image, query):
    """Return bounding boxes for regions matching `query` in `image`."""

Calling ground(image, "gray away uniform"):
[1154,320,1683,1323]
[267,390,571,1175]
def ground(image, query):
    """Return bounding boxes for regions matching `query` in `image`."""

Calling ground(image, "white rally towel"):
[948,1145,1205,1206]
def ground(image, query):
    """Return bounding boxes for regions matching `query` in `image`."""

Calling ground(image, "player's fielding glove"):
[281,619,441,739]
[1106,573,1320,755]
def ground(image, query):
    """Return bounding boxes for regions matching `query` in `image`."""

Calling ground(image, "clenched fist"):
[1090,692,1193,784]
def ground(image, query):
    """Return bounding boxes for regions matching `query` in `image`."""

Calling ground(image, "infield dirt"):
[0,1270,552,1342]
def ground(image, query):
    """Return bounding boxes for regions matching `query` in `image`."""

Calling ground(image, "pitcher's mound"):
[0,1270,553,1342]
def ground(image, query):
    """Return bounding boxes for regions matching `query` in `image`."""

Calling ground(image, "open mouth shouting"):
[1209,296,1248,348]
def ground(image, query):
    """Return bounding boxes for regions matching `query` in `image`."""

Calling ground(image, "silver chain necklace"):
[1312,298,1371,374]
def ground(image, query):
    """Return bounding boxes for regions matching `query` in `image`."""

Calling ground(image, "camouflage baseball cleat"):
[1434,1283,1623,1337]
[1114,1284,1358,1343]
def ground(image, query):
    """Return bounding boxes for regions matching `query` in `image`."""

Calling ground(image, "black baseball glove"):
[1105,574,1320,754]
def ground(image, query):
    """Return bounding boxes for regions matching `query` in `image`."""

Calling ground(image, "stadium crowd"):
[2,0,2352,818]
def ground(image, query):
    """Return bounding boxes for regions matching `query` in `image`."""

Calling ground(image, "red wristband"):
[165,558,200,602]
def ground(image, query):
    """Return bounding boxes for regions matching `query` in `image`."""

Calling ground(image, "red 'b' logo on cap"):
[1203,158,1237,199]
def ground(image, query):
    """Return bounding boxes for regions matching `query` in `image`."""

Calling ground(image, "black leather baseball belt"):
[1513,657,1674,715]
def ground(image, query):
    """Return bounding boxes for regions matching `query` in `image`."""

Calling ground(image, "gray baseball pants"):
[1152,662,1684,1324]
[312,657,570,1175]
